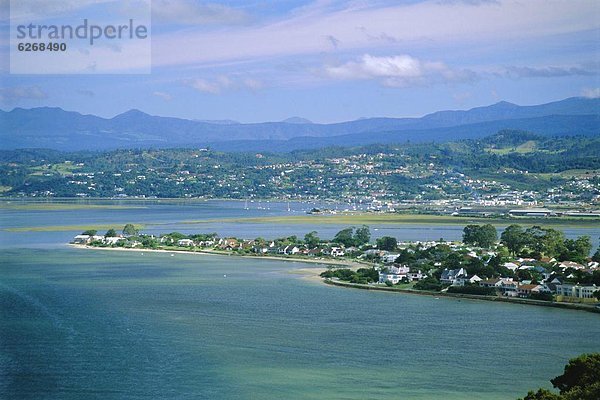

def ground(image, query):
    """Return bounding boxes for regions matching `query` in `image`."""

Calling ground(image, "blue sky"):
[0,0,599,123]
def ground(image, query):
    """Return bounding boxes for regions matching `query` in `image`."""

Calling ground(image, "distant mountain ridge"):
[0,97,598,152]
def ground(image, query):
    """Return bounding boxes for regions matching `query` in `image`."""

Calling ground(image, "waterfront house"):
[500,279,519,296]
[555,284,599,300]
[104,236,126,245]
[517,284,543,298]
[440,268,467,285]
[73,234,92,244]
[378,272,407,284]
[479,278,503,289]
[330,247,345,257]
[177,239,194,247]
[453,274,482,287]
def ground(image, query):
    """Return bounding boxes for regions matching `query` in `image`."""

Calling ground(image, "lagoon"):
[1,200,599,399]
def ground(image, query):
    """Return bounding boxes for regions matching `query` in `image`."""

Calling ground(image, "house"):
[104,236,126,245]
[557,261,586,270]
[503,262,520,272]
[453,274,482,287]
[408,271,426,281]
[307,248,322,257]
[330,247,345,257]
[479,278,502,289]
[378,272,407,284]
[440,268,467,284]
[517,284,543,298]
[160,236,174,244]
[388,265,410,275]
[555,284,599,300]
[73,234,92,244]
[177,239,194,247]
[253,246,269,254]
[281,245,300,255]
[500,279,519,296]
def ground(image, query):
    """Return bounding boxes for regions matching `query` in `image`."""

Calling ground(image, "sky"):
[0,0,599,123]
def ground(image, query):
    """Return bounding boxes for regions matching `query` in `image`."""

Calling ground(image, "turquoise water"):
[1,201,600,399]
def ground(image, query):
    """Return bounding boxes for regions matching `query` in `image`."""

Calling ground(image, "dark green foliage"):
[333,228,354,247]
[320,267,378,284]
[463,224,497,248]
[501,225,528,255]
[551,353,600,396]
[519,389,563,400]
[376,236,398,251]
[447,285,496,296]
[519,353,600,400]
[333,226,371,247]
[559,236,592,263]
[122,224,138,236]
[413,276,442,291]
[105,228,117,237]
[353,225,371,246]
[304,231,320,248]
[592,248,600,262]
[529,292,553,302]
[82,229,97,236]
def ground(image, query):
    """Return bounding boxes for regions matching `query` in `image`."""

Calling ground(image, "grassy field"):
[5,223,146,232]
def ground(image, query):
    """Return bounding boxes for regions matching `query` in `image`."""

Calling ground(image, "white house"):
[555,284,598,299]
[177,239,195,247]
[330,247,345,257]
[104,236,126,245]
[440,268,467,285]
[73,235,92,244]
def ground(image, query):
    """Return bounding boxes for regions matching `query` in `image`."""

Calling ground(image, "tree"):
[105,228,117,237]
[501,225,527,255]
[304,231,320,248]
[518,353,600,400]
[592,247,600,262]
[594,290,600,301]
[550,353,600,400]
[122,224,138,236]
[463,224,497,248]
[376,236,398,251]
[560,236,592,263]
[519,389,562,400]
[353,225,371,246]
[333,227,354,247]
[82,229,97,236]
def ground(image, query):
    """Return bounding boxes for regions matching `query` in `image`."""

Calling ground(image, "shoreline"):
[325,280,600,314]
[70,244,600,314]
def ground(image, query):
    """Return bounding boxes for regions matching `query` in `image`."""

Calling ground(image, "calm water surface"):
[1,201,599,399]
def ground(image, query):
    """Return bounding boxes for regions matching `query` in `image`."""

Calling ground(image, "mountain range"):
[0,97,598,152]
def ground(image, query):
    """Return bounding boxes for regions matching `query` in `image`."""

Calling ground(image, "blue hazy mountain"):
[0,97,598,151]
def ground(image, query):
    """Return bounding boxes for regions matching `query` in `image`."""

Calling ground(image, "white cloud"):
[323,54,475,87]
[151,0,598,68]
[581,88,600,99]
[0,85,47,102]
[182,75,263,94]
[153,91,173,101]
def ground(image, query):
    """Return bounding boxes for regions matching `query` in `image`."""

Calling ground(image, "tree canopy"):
[463,224,497,248]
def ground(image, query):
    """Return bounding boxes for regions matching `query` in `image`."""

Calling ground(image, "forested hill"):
[1,97,598,152]
[1,130,598,201]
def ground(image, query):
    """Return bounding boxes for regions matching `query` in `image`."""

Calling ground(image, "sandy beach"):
[68,243,367,282]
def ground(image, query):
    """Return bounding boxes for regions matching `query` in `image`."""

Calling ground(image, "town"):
[72,223,600,308]
[4,132,600,215]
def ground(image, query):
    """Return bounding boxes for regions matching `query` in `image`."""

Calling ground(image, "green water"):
[2,247,599,399]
